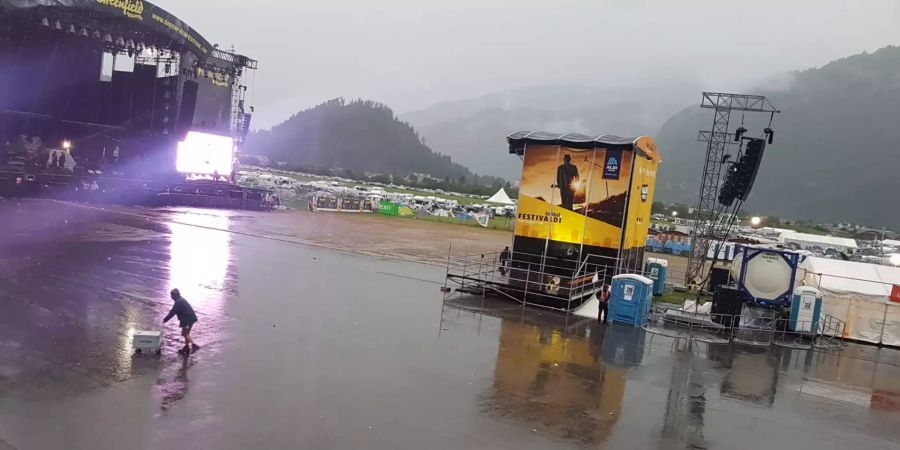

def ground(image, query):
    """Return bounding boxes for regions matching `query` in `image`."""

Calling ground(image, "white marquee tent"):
[799,257,900,346]
[486,188,515,205]
[781,231,859,254]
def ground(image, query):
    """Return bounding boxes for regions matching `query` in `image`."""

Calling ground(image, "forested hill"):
[654,45,900,229]
[243,98,499,185]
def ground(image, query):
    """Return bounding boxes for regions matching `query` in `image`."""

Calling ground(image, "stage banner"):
[2,1,213,57]
[514,144,633,249]
[623,155,658,249]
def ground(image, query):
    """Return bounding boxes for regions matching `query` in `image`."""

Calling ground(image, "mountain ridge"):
[654,45,900,228]
[242,98,501,185]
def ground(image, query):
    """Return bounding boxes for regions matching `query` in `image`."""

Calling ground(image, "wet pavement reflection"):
[442,296,900,449]
[0,199,899,449]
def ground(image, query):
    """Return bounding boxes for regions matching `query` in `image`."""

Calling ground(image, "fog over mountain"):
[654,46,900,229]
[154,0,900,226]
[400,80,700,180]
[154,0,900,129]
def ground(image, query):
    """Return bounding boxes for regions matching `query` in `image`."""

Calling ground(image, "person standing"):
[598,284,611,324]
[164,288,200,354]
[499,246,510,276]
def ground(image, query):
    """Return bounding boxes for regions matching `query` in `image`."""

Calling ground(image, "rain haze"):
[154,0,900,128]
[4,0,900,448]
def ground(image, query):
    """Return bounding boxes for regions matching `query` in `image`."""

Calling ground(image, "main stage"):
[0,1,261,207]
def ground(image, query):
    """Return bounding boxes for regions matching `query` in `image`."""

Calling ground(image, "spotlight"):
[115,36,125,47]
[103,33,112,43]
[750,216,762,227]
[67,24,76,34]
[734,126,747,142]
[764,127,775,145]
[80,27,89,37]
[126,39,135,49]
[41,17,50,27]
[93,30,101,39]
[53,20,62,30]
[62,140,72,150]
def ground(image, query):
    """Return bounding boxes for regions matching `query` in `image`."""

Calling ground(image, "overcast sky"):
[155,0,900,129]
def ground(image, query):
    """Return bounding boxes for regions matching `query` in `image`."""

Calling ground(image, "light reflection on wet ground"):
[0,199,898,449]
[443,296,900,449]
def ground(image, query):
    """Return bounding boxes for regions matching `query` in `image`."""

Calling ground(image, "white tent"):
[486,188,515,205]
[799,257,900,346]
[780,231,858,253]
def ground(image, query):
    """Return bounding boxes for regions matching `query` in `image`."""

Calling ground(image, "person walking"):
[598,284,611,324]
[164,288,200,354]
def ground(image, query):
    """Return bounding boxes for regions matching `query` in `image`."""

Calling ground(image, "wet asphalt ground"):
[0,199,899,449]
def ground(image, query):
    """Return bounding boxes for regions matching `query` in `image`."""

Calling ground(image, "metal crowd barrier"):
[642,306,846,352]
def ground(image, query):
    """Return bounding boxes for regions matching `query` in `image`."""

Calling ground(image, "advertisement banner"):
[378,200,399,216]
[623,155,658,249]
[514,144,634,249]
[602,149,623,180]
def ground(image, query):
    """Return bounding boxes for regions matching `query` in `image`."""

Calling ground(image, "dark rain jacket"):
[164,296,198,328]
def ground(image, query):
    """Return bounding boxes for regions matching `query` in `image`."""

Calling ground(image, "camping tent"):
[486,188,515,205]
[799,257,900,346]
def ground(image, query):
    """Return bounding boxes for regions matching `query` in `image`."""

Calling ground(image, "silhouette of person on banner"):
[556,154,579,210]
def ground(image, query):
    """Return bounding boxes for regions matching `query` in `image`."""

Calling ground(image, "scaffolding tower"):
[685,92,779,286]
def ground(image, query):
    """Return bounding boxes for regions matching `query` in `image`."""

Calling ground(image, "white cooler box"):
[133,330,163,354]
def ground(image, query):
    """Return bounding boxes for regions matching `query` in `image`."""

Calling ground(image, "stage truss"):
[685,92,779,287]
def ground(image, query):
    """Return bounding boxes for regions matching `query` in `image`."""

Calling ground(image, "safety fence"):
[801,269,900,347]
[642,306,846,351]
[444,249,687,313]
[445,248,694,302]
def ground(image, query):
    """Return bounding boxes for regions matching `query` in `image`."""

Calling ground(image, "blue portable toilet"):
[789,286,823,333]
[644,258,668,296]
[608,274,654,327]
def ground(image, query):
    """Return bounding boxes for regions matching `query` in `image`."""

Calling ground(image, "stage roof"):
[507,130,661,163]
[0,0,253,65]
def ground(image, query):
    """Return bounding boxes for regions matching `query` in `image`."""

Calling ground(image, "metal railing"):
[444,249,695,313]
[642,306,846,352]
[445,251,604,312]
